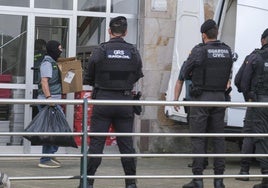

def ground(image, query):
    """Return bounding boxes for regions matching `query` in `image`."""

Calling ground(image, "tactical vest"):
[191,43,233,91]
[251,48,268,95]
[38,56,62,95]
[33,50,46,84]
[94,40,140,90]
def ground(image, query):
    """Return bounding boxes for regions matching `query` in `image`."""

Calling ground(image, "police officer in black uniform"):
[182,19,233,188]
[81,16,143,188]
[173,62,209,169]
[234,50,258,181]
[235,28,268,188]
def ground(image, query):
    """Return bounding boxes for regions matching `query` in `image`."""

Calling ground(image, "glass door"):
[27,16,70,154]
[0,14,27,149]
[0,13,71,153]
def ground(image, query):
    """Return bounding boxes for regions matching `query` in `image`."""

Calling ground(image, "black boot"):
[126,184,137,188]
[77,184,93,188]
[253,178,268,188]
[235,171,249,181]
[125,178,137,188]
[77,181,93,188]
[182,179,203,188]
[214,178,225,188]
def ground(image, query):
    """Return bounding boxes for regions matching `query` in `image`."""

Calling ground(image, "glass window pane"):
[77,16,106,74]
[0,14,27,84]
[78,0,106,12]
[111,0,138,14]
[35,17,69,58]
[0,89,25,146]
[34,17,69,84]
[35,0,72,10]
[122,18,137,45]
[0,0,29,7]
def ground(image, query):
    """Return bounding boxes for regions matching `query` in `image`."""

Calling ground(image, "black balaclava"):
[46,40,62,61]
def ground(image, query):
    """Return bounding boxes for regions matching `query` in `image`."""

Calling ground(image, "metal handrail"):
[0,98,268,107]
[8,174,268,181]
[0,132,267,137]
[0,153,267,158]
[1,98,268,187]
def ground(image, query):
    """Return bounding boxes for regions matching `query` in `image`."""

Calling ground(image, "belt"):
[98,89,132,96]
[257,95,268,102]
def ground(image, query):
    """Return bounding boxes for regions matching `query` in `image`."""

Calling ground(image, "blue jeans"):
[37,103,63,163]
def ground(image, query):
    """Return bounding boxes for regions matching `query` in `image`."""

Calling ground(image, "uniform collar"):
[261,43,268,50]
[109,37,125,42]
[205,40,221,45]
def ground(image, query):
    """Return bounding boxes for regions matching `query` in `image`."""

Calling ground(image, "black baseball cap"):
[200,19,217,33]
[109,16,127,29]
[261,28,268,39]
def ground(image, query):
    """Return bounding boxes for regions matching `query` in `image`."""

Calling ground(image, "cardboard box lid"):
[57,57,82,71]
[57,57,76,62]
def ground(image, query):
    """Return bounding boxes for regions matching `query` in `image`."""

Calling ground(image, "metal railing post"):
[80,98,88,188]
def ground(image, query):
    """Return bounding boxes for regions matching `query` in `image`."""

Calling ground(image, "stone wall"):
[137,0,239,153]
[138,0,190,153]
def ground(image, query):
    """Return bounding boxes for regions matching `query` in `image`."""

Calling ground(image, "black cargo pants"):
[189,91,226,175]
[239,107,255,172]
[251,95,268,173]
[86,90,136,185]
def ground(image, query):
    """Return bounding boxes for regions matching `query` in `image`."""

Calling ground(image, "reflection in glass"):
[77,16,106,73]
[35,0,72,10]
[0,14,27,83]
[78,0,106,12]
[111,0,138,14]
[0,89,25,146]
[0,0,29,7]
[35,17,69,58]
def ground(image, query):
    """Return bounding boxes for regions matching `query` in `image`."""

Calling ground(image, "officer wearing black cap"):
[234,43,261,182]
[182,19,233,188]
[235,28,268,188]
[81,16,143,188]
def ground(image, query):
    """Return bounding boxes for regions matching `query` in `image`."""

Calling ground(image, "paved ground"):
[0,156,262,188]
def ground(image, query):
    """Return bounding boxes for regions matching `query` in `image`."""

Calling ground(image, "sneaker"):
[38,160,61,168]
[51,157,61,165]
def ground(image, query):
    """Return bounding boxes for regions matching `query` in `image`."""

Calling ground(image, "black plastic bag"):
[24,106,77,148]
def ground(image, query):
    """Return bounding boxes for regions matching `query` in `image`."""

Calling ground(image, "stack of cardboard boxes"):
[73,90,117,146]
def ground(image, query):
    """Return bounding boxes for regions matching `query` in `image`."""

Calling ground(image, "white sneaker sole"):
[38,163,61,168]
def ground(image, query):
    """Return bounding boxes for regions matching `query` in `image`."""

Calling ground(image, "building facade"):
[0,0,217,154]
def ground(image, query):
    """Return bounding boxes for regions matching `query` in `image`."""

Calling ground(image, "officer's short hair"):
[261,28,268,42]
[201,19,218,39]
[109,16,127,35]
[205,27,218,39]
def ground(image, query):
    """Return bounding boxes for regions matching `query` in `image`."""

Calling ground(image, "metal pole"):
[80,98,88,188]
